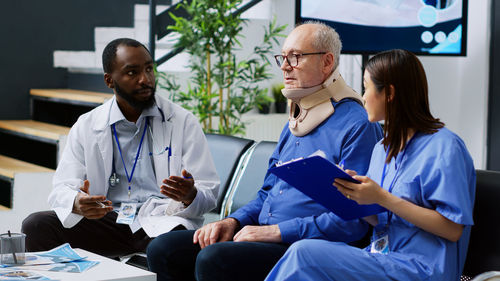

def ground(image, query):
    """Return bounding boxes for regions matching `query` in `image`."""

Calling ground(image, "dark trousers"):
[147,229,289,281]
[21,210,152,258]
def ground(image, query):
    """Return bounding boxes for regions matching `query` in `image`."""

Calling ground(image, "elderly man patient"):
[21,38,219,257]
[146,22,383,281]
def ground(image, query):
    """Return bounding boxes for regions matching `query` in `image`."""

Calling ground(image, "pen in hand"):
[77,188,107,208]
[338,159,345,170]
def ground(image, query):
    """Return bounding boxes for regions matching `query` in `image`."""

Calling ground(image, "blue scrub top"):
[229,99,383,244]
[366,127,476,280]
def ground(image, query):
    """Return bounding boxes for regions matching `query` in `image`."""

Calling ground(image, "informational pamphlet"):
[0,269,52,280]
[0,243,99,273]
[25,259,100,273]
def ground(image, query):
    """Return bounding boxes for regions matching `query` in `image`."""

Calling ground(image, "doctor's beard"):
[115,82,156,111]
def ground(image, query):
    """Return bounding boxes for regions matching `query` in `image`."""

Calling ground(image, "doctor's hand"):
[333,175,390,206]
[72,180,113,219]
[193,218,239,249]
[161,169,197,207]
[233,225,282,243]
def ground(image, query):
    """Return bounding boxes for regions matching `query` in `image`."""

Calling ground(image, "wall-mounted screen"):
[296,0,468,56]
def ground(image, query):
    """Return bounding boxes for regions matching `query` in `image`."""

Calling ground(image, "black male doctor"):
[21,38,219,257]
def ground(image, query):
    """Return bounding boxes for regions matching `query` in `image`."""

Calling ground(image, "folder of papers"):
[269,155,385,220]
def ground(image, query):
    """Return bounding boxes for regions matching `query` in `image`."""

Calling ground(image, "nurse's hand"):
[193,218,239,249]
[344,169,358,177]
[161,169,197,207]
[73,180,113,219]
[333,175,390,205]
[233,225,281,243]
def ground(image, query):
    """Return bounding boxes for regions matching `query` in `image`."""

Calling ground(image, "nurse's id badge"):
[370,231,389,254]
[116,202,137,225]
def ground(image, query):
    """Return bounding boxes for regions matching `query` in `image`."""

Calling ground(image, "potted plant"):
[255,90,274,114]
[272,83,287,113]
[158,0,286,135]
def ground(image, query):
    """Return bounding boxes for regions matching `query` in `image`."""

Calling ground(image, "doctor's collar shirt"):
[107,99,164,208]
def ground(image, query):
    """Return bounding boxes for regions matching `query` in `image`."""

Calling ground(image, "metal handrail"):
[149,0,263,66]
[149,0,157,60]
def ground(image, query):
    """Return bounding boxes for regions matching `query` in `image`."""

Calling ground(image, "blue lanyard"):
[380,132,418,226]
[112,117,149,198]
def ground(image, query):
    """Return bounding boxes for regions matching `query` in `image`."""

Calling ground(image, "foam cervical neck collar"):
[281,68,364,137]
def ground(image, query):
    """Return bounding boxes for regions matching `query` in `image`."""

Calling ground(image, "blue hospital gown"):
[265,127,476,281]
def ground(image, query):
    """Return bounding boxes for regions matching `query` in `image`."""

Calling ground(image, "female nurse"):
[264,49,476,281]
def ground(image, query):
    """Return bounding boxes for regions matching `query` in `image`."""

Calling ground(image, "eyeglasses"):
[274,52,326,67]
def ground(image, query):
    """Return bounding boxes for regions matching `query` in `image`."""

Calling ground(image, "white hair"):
[301,21,342,70]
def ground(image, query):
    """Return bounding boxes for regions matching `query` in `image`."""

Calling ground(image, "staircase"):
[53,4,190,73]
[0,89,112,233]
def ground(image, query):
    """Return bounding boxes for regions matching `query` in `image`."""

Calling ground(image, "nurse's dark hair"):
[102,38,151,73]
[366,49,444,163]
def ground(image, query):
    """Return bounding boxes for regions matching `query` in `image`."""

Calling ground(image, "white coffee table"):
[22,249,156,281]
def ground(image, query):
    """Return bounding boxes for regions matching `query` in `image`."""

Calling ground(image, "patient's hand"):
[233,225,281,243]
[193,218,239,249]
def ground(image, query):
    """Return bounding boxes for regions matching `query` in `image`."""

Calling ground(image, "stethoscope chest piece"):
[109,172,120,187]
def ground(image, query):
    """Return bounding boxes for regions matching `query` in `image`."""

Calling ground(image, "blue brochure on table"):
[269,155,385,220]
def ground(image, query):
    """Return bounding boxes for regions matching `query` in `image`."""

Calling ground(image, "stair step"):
[30,89,113,107]
[0,120,70,143]
[0,155,54,180]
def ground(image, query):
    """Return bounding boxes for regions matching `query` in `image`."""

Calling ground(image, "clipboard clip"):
[275,157,304,167]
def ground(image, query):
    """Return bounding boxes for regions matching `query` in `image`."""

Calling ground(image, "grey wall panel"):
[488,1,500,171]
[0,0,170,119]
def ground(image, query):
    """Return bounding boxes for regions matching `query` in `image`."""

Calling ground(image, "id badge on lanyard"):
[112,119,147,225]
[369,133,418,255]
[370,227,389,254]
[370,158,396,255]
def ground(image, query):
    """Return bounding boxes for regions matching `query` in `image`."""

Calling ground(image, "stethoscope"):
[109,106,169,187]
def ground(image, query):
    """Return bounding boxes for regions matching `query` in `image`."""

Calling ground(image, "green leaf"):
[158,1,287,135]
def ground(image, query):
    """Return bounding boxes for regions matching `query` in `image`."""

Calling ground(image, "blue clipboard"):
[269,156,385,220]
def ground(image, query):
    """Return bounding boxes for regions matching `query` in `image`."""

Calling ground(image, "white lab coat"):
[48,95,219,237]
